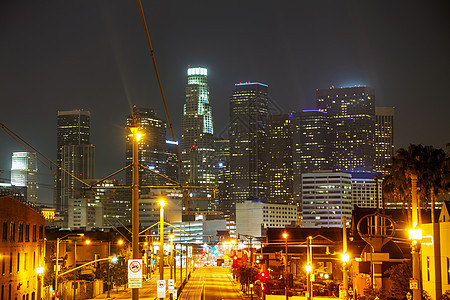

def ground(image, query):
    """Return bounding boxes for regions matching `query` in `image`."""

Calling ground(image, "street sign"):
[409,278,419,289]
[222,264,231,268]
[128,259,143,279]
[157,280,166,298]
[128,259,143,288]
[188,246,193,258]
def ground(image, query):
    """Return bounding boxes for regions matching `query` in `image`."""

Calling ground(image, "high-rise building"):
[292,110,332,205]
[181,67,215,211]
[166,140,180,183]
[375,107,395,174]
[11,151,38,204]
[56,110,94,219]
[267,114,294,204]
[125,107,167,188]
[301,171,352,228]
[316,86,375,173]
[229,82,269,215]
[213,138,231,217]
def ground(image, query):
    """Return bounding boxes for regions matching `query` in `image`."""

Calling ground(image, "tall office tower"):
[125,107,167,188]
[11,152,38,204]
[267,114,294,204]
[292,110,332,205]
[301,171,352,228]
[56,110,92,216]
[166,140,180,183]
[350,173,383,209]
[316,86,376,173]
[60,144,95,212]
[375,107,395,175]
[181,67,215,211]
[213,138,231,217]
[229,82,269,215]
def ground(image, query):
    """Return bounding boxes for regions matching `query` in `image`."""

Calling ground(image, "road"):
[179,267,244,300]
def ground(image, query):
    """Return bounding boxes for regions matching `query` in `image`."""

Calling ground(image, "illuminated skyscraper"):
[229,82,269,213]
[292,110,332,204]
[181,67,215,211]
[267,114,294,204]
[316,86,375,173]
[125,107,167,188]
[56,110,94,218]
[11,151,38,204]
[375,107,395,174]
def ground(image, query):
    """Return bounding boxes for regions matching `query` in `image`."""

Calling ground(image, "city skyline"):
[1,1,449,205]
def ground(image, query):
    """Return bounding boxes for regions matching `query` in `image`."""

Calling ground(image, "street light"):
[283,232,289,300]
[55,233,84,298]
[36,265,44,300]
[306,236,312,300]
[129,112,143,300]
[159,197,166,300]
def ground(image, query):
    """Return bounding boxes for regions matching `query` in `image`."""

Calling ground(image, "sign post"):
[128,259,143,289]
[157,280,166,298]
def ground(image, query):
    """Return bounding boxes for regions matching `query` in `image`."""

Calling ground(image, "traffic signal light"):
[261,283,265,292]
[259,271,267,282]
[52,291,57,298]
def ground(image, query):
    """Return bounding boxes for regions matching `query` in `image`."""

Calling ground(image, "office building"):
[181,67,215,211]
[213,138,232,217]
[126,107,167,188]
[166,140,180,183]
[139,189,183,228]
[236,200,298,238]
[56,110,94,221]
[11,152,38,204]
[229,82,269,213]
[316,86,375,173]
[350,173,383,209]
[375,107,395,174]
[301,171,352,228]
[267,114,294,204]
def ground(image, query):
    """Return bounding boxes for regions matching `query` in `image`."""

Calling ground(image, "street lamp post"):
[306,236,312,300]
[55,233,83,299]
[409,174,422,300]
[129,112,142,300]
[341,216,350,300]
[283,232,288,300]
[159,198,166,300]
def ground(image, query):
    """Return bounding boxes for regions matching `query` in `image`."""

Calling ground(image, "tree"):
[383,144,448,221]
[385,261,412,299]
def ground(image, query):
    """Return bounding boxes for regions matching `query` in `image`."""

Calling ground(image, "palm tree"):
[383,144,448,224]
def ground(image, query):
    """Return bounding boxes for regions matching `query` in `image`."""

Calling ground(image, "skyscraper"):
[267,114,294,204]
[375,107,395,174]
[181,67,215,211]
[229,82,269,214]
[11,151,38,204]
[292,110,332,205]
[125,107,167,188]
[316,86,375,173]
[56,110,94,218]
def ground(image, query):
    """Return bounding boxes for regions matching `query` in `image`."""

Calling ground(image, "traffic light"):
[52,291,57,298]
[259,271,267,282]
[261,283,265,292]
[232,255,239,267]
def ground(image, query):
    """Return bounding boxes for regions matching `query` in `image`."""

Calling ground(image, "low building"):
[236,200,298,238]
[0,196,45,300]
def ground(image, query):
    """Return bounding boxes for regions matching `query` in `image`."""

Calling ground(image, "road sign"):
[222,264,231,268]
[128,278,142,288]
[157,280,166,298]
[409,278,419,289]
[128,259,143,279]
[168,279,174,287]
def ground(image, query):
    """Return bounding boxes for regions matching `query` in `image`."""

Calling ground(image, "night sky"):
[1,1,449,204]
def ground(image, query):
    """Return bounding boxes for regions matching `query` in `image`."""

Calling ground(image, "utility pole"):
[411,174,421,300]
[130,112,140,300]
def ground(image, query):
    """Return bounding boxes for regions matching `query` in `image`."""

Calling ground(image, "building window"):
[24,253,28,271]
[25,225,30,242]
[1,254,4,275]
[9,223,15,242]
[32,225,37,242]
[9,253,12,274]
[2,222,7,241]
[33,252,36,271]
[38,226,43,240]
[18,224,23,242]
[17,252,20,272]
[447,257,450,284]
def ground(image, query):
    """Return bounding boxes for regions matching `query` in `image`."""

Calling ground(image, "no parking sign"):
[128,259,143,288]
